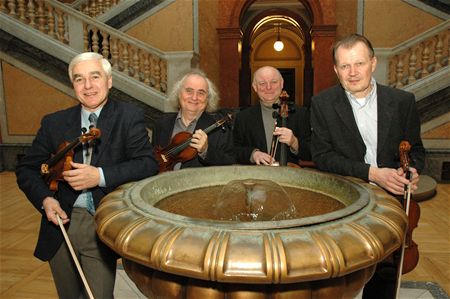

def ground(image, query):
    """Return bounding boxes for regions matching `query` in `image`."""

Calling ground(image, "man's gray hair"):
[68,52,112,82]
[167,69,220,112]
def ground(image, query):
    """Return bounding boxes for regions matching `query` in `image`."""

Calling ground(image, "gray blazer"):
[310,83,425,181]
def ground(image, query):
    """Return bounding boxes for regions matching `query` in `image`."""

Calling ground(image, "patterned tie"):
[86,112,97,215]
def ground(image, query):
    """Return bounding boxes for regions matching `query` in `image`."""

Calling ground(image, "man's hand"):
[63,161,100,190]
[190,129,208,153]
[273,127,298,151]
[369,166,419,195]
[252,150,275,165]
[42,197,69,225]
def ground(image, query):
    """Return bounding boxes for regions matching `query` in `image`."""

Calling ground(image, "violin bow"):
[394,140,413,299]
[269,121,279,165]
[56,214,95,299]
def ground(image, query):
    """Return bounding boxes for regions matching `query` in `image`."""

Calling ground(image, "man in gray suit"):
[310,34,425,299]
[16,52,158,298]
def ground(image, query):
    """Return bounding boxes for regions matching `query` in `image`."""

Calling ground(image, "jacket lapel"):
[377,84,395,156]
[90,100,114,166]
[64,105,84,164]
[334,90,365,147]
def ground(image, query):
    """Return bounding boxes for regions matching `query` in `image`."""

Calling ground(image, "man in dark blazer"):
[152,69,235,170]
[233,66,311,165]
[16,52,158,298]
[310,34,425,299]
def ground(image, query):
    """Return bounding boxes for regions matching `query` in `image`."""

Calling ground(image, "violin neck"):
[45,139,81,168]
[203,118,225,135]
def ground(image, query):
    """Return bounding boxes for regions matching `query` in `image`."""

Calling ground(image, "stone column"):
[311,25,337,95]
[217,27,242,108]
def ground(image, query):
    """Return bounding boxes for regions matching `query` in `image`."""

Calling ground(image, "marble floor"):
[114,266,449,299]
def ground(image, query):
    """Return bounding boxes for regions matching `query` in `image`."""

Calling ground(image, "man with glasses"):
[233,66,311,165]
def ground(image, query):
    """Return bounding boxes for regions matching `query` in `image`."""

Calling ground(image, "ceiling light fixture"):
[273,23,284,52]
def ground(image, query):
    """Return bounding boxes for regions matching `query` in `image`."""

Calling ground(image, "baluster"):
[101,31,110,59]
[407,48,417,84]
[153,57,161,91]
[36,0,46,33]
[160,60,167,93]
[55,9,65,42]
[7,0,16,16]
[17,0,26,22]
[47,5,55,38]
[0,1,6,13]
[98,0,104,15]
[83,24,89,51]
[143,53,151,85]
[421,42,430,77]
[110,38,119,70]
[131,47,140,79]
[27,0,37,28]
[90,1,97,17]
[395,55,404,88]
[122,43,130,76]
[434,34,443,71]
[91,28,99,53]
[105,0,111,10]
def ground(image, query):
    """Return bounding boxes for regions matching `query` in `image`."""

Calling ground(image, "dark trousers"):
[49,208,117,299]
[362,259,399,299]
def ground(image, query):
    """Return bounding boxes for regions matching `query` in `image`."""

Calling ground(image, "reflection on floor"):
[114,266,450,299]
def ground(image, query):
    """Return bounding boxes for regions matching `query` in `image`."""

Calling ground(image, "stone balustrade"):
[375,21,449,90]
[72,0,121,18]
[0,0,179,98]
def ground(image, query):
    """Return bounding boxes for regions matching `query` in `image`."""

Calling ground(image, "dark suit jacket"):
[152,112,235,168]
[233,103,312,164]
[16,99,158,261]
[310,83,425,181]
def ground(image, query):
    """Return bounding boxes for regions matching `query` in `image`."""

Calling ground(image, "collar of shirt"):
[345,77,377,109]
[81,107,103,130]
[174,111,200,135]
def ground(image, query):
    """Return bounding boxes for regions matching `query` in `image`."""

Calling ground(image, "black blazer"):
[233,103,312,164]
[310,83,425,181]
[152,112,235,168]
[16,99,158,260]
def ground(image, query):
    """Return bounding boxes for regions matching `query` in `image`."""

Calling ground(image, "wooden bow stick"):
[56,214,95,299]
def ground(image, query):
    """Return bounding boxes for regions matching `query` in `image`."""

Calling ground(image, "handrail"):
[374,20,449,89]
[0,0,196,112]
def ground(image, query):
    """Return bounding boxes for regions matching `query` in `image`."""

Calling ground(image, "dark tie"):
[88,112,98,129]
[86,112,97,215]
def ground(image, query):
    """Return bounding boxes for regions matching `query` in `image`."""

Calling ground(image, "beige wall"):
[364,0,441,47]
[125,0,193,52]
[2,62,77,136]
[199,0,220,91]
[335,0,358,39]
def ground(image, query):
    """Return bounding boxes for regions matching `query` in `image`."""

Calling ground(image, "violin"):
[397,140,420,274]
[271,90,296,166]
[41,128,101,191]
[154,113,233,172]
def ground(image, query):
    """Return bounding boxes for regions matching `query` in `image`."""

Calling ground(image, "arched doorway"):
[239,4,313,107]
[217,0,336,109]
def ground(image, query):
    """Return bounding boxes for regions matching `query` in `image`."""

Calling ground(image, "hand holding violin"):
[190,129,208,154]
[368,166,419,195]
[273,127,299,152]
[63,161,101,191]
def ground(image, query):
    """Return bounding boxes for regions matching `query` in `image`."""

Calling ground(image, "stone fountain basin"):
[95,166,406,287]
